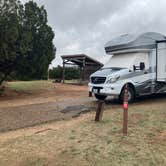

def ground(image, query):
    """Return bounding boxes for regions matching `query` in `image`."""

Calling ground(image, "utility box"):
[157,42,166,82]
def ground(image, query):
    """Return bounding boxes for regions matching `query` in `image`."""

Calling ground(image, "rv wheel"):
[95,94,107,100]
[119,87,135,103]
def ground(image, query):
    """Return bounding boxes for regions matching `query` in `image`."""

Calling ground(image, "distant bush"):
[49,65,80,80]
[0,82,6,95]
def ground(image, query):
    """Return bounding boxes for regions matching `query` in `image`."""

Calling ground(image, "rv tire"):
[119,87,135,103]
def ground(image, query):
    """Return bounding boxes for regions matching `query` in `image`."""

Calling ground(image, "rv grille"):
[91,77,106,84]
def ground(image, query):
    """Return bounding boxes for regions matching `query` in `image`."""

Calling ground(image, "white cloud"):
[20,0,166,67]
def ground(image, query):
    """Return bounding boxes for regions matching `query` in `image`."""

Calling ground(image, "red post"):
[123,84,128,135]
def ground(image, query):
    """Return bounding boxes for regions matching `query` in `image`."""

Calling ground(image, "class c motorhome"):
[88,32,166,102]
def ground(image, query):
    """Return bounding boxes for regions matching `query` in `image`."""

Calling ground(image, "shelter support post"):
[79,66,83,84]
[62,60,65,83]
[83,58,86,81]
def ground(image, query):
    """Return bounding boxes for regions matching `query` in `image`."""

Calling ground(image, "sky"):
[20,0,166,67]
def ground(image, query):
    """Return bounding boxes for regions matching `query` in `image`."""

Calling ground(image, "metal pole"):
[123,84,128,135]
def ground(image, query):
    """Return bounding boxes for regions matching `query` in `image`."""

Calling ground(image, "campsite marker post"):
[123,84,128,135]
[89,91,92,97]
[95,100,104,122]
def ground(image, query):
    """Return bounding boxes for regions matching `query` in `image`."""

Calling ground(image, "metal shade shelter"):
[61,54,103,83]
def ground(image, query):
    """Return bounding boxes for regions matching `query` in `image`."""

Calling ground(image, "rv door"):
[157,42,166,82]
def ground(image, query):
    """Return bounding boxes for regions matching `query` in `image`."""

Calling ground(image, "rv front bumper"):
[88,83,121,96]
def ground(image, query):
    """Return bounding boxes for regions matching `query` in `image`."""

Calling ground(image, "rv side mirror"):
[133,65,136,71]
[140,62,145,70]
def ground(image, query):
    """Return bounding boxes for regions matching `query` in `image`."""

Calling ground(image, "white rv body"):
[88,32,166,102]
[157,42,166,82]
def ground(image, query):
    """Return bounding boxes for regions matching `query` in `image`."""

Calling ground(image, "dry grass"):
[0,100,165,166]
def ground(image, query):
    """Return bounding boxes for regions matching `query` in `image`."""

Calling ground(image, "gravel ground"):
[0,99,95,132]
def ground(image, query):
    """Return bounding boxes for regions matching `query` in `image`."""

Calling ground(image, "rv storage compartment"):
[157,42,166,82]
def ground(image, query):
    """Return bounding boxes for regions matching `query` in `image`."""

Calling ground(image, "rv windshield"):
[98,67,123,75]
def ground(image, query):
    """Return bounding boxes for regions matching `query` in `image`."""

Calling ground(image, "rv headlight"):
[106,76,120,84]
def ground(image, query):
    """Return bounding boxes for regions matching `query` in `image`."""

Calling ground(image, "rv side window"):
[133,53,149,71]
[133,62,145,71]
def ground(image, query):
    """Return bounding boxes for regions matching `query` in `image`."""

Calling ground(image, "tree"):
[0,0,31,84]
[16,1,55,80]
[0,0,55,84]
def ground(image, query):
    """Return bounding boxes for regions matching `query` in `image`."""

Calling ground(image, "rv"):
[88,32,166,102]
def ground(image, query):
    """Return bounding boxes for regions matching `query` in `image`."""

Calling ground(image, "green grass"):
[0,101,165,166]
[6,80,53,93]
[64,79,81,83]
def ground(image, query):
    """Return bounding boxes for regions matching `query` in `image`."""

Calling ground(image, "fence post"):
[89,91,92,97]
[123,84,128,135]
[95,100,104,122]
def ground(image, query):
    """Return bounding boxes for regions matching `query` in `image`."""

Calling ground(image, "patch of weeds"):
[107,139,112,144]
[72,149,81,155]
[147,132,156,138]
[68,136,76,140]
[21,156,48,166]
[70,148,77,153]
[112,127,118,132]
[93,148,100,153]
[139,120,147,127]
[80,132,89,137]
[101,119,111,124]
[77,140,82,143]
[71,129,75,133]
[69,147,81,156]
[60,150,68,154]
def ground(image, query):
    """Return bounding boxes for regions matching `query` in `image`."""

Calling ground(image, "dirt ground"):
[0,81,166,165]
[0,83,89,108]
[0,82,166,133]
[0,83,97,132]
